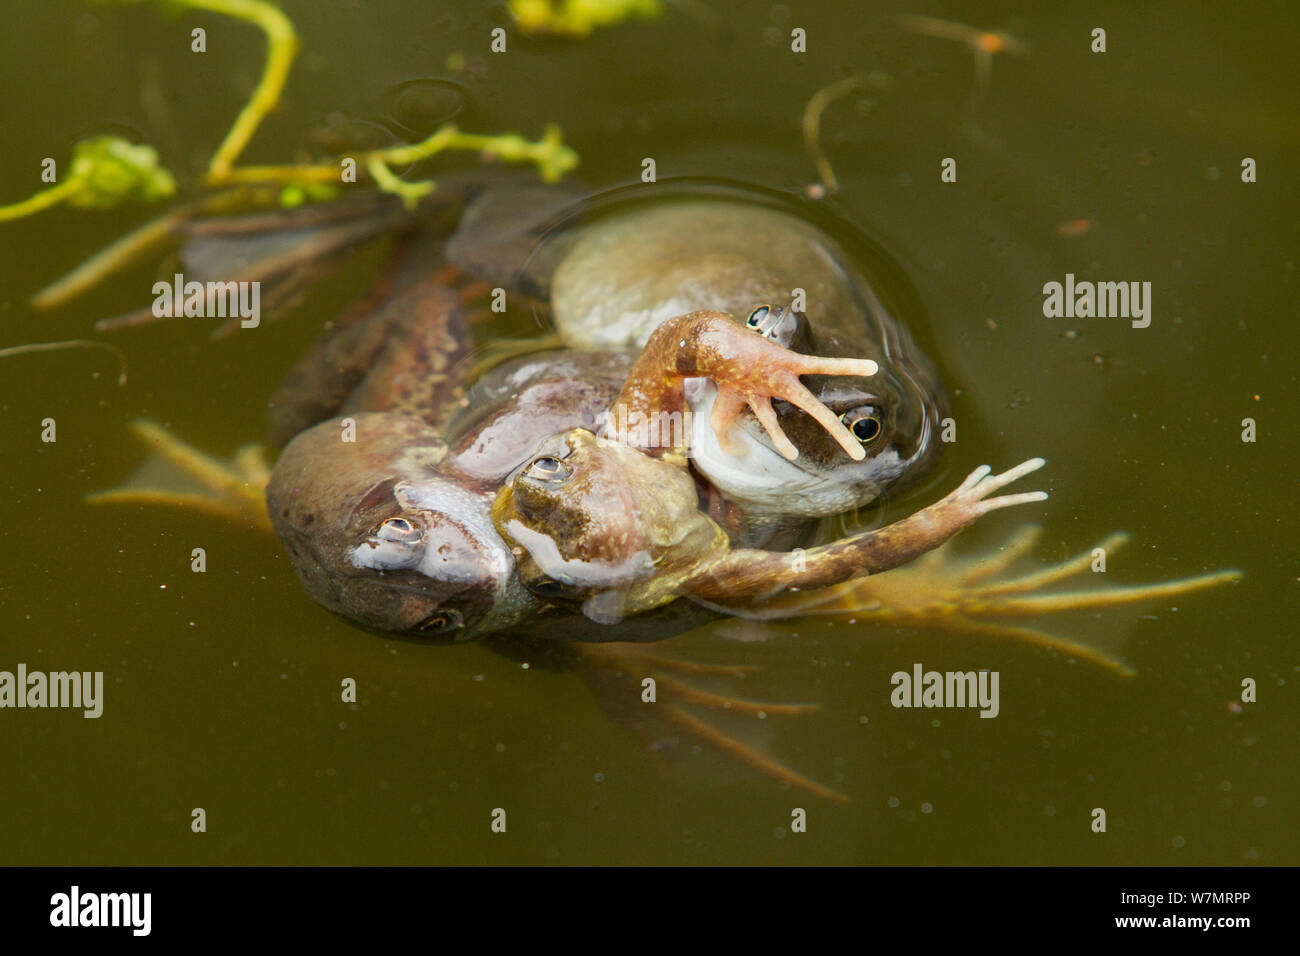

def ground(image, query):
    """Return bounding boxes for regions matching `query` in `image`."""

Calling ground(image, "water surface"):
[0,0,1295,864]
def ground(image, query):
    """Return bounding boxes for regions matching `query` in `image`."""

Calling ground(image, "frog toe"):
[574,643,848,802]
[758,525,1241,677]
[705,387,750,456]
[946,457,1049,518]
[86,418,272,532]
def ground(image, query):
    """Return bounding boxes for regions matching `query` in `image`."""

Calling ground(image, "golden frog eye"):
[746,305,772,329]
[524,455,572,483]
[376,516,423,542]
[840,407,882,444]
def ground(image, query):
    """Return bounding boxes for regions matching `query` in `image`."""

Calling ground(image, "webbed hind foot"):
[86,419,272,532]
[572,642,849,803]
[763,525,1242,676]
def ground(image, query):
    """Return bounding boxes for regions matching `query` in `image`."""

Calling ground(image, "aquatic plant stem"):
[802,75,865,194]
[216,123,580,207]
[175,0,300,182]
[0,180,83,222]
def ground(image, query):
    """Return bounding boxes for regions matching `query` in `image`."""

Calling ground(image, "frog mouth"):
[685,380,867,516]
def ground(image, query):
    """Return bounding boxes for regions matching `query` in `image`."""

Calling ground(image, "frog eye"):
[524,455,572,483]
[530,578,568,597]
[377,516,423,542]
[746,305,772,329]
[839,407,882,444]
[416,609,462,634]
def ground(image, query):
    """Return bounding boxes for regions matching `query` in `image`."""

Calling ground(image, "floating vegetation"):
[4,0,579,306]
[510,0,664,38]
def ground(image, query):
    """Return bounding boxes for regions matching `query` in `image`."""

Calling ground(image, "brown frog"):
[262,185,959,641]
[490,308,1050,625]
[97,180,1236,650]
[90,181,1240,801]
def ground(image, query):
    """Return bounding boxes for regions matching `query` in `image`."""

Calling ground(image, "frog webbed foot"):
[87,419,272,532]
[572,642,849,803]
[764,524,1242,676]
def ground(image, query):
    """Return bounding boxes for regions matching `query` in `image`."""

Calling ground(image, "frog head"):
[686,368,936,518]
[267,413,534,641]
[492,429,728,624]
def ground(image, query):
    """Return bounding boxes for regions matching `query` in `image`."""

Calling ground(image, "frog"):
[97,176,1240,646]
[536,195,947,522]
[263,297,910,641]
[251,184,948,528]
[90,178,1241,800]
[488,305,1051,625]
[495,424,1050,625]
[160,179,1233,655]
[257,179,999,643]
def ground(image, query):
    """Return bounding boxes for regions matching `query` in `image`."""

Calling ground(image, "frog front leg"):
[607,309,879,461]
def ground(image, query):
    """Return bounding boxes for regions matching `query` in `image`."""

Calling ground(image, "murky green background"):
[1,0,1295,865]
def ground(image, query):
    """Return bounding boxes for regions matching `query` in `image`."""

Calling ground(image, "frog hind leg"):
[571,642,851,803]
[744,525,1242,677]
[268,240,481,444]
[86,419,273,533]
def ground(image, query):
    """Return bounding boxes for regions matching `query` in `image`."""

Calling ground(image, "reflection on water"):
[0,0,1294,864]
